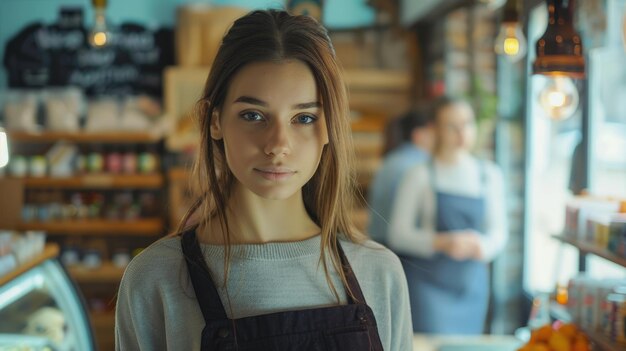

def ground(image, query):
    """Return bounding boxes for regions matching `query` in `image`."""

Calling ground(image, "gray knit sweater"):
[115,234,413,350]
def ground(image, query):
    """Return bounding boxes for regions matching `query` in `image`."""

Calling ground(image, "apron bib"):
[401,161,489,334]
[181,229,384,350]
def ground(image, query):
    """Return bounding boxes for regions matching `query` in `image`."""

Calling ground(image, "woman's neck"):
[200,186,321,245]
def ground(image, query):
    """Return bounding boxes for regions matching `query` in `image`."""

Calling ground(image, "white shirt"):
[388,156,508,261]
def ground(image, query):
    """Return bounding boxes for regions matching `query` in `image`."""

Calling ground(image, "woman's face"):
[435,102,476,153]
[211,60,329,200]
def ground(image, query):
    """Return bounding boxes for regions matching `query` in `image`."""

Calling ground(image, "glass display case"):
[0,245,95,351]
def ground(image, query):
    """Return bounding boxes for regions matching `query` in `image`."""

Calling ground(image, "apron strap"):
[336,241,368,305]
[181,228,228,322]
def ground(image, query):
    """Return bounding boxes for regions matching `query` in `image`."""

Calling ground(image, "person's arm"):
[476,164,508,262]
[388,165,438,257]
[389,256,413,351]
[115,257,165,350]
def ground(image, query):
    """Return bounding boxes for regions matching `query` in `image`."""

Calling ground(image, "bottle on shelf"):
[528,292,552,330]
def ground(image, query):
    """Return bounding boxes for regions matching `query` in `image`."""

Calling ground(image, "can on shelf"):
[605,290,626,344]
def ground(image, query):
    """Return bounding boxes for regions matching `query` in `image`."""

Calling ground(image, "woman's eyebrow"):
[234,96,267,107]
[233,96,320,110]
[292,102,321,110]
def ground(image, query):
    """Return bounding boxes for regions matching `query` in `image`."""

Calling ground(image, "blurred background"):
[0,0,625,350]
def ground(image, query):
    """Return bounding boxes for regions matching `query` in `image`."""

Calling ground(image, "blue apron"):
[400,162,489,334]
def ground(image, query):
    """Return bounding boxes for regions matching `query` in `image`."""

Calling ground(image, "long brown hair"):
[178,9,365,302]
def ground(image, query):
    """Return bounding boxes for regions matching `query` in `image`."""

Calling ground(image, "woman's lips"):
[254,167,296,181]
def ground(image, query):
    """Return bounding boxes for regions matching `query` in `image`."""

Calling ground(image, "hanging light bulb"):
[0,127,9,168]
[537,75,579,120]
[495,0,527,62]
[532,0,585,78]
[495,23,527,61]
[89,0,111,48]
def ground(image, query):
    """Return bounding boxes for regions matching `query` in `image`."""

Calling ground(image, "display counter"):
[0,244,95,350]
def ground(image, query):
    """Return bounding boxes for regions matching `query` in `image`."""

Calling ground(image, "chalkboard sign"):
[3,7,174,97]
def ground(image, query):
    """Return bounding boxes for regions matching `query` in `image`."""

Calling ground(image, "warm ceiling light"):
[532,0,585,78]
[89,0,110,48]
[537,75,579,120]
[495,0,527,62]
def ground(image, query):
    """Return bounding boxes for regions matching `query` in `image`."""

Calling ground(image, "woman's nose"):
[264,122,292,157]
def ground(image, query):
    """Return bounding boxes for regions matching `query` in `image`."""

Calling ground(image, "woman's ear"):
[210,111,223,140]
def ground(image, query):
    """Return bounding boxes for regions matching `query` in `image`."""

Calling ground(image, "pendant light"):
[532,0,584,78]
[89,0,111,48]
[532,0,584,121]
[495,0,527,62]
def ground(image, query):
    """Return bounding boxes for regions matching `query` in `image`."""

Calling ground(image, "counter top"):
[413,333,522,351]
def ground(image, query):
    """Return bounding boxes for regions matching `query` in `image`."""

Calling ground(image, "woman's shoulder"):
[339,239,405,280]
[121,235,183,282]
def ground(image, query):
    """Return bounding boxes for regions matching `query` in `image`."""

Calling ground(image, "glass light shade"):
[89,8,110,48]
[0,129,9,168]
[495,22,527,62]
[537,76,579,120]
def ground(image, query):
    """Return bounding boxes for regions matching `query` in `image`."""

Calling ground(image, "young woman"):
[389,97,508,334]
[115,9,412,350]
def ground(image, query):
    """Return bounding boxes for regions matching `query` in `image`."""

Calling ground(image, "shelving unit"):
[12,174,164,189]
[67,262,125,283]
[552,235,626,268]
[1,130,167,351]
[551,234,626,351]
[17,219,163,235]
[8,131,161,143]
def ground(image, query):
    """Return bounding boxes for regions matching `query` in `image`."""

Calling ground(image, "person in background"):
[115,10,412,351]
[389,96,508,334]
[367,108,434,245]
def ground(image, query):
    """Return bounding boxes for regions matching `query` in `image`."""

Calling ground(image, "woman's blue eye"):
[240,111,264,122]
[294,114,317,124]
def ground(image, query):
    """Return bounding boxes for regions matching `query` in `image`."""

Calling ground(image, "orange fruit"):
[532,325,553,343]
[573,338,590,351]
[557,323,578,339]
[548,331,571,351]
[528,343,550,351]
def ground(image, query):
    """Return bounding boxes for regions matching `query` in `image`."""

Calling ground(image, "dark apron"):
[400,162,489,334]
[181,229,384,350]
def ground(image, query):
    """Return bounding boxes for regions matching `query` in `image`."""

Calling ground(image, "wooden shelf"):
[11,174,164,189]
[17,219,163,236]
[8,131,161,143]
[550,302,626,351]
[67,261,125,283]
[0,244,59,286]
[552,235,626,268]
